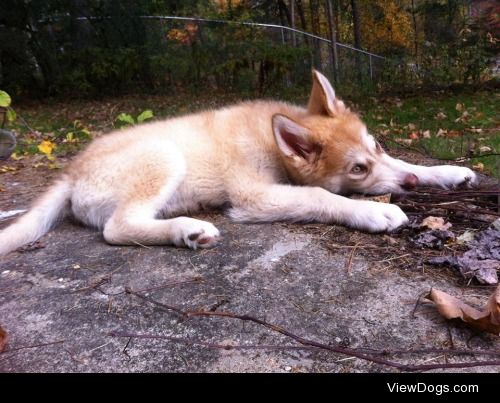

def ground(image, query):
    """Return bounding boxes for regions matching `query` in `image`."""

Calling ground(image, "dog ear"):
[308,70,346,117]
[272,114,321,163]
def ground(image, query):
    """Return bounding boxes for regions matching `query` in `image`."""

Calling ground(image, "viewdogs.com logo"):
[387,383,478,395]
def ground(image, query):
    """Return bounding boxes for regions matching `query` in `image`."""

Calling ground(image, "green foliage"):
[115,110,154,127]
[0,90,17,126]
[0,91,12,107]
[0,0,497,99]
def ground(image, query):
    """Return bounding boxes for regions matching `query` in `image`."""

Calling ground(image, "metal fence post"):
[369,54,373,81]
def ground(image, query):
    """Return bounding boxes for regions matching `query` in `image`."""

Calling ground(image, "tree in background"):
[0,0,497,97]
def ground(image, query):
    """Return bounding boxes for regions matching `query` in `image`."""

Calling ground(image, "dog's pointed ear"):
[308,70,346,117]
[272,114,321,163]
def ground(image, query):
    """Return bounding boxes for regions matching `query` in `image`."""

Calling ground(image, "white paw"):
[428,166,477,189]
[346,201,409,233]
[171,217,220,250]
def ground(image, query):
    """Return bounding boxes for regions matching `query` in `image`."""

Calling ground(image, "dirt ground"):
[0,154,498,373]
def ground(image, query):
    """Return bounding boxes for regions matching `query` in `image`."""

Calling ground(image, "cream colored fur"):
[0,71,476,255]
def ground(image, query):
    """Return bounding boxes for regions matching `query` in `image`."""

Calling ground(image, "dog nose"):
[402,173,419,190]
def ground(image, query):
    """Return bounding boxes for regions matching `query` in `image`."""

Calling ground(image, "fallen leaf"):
[350,193,391,203]
[10,153,24,161]
[435,112,447,120]
[479,146,492,153]
[38,140,56,155]
[427,286,500,335]
[0,165,17,173]
[427,228,499,285]
[412,230,455,249]
[421,216,452,231]
[455,111,469,123]
[408,123,417,131]
[457,230,476,244]
[422,130,431,139]
[436,128,447,137]
[493,219,500,231]
[455,103,464,112]
[382,235,398,245]
[409,132,419,140]
[0,325,7,353]
[472,162,484,171]
[394,138,413,146]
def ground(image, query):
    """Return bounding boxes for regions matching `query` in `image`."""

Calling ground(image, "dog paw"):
[428,166,477,189]
[347,201,409,233]
[172,218,220,250]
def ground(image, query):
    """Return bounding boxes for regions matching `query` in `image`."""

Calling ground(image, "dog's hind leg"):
[100,147,220,250]
[103,209,220,250]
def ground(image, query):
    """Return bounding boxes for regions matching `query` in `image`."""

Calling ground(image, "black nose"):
[402,173,419,190]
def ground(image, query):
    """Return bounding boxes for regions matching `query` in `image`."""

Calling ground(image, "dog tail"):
[0,177,72,256]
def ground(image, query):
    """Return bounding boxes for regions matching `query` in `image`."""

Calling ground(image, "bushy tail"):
[0,178,72,256]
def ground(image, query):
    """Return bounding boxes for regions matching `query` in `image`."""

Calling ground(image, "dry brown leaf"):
[394,138,413,146]
[479,146,492,153]
[0,325,7,352]
[350,193,391,203]
[427,287,500,335]
[472,162,484,171]
[436,128,447,137]
[421,216,452,231]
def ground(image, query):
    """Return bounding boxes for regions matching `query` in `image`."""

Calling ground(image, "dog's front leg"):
[228,184,408,232]
[382,154,477,189]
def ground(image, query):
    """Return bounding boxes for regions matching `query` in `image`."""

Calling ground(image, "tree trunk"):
[325,0,338,82]
[351,0,362,50]
[410,0,419,70]
[290,0,297,46]
[69,0,92,50]
[350,0,362,82]
[277,0,292,26]
[309,0,321,67]
[295,0,308,31]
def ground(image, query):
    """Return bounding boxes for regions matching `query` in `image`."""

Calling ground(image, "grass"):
[5,89,500,177]
[359,90,499,177]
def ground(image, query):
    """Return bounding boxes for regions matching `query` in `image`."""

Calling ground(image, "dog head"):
[272,70,419,195]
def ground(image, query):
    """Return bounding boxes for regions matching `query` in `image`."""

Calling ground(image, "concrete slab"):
[0,166,498,373]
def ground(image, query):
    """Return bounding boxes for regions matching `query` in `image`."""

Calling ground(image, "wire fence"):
[33,15,387,95]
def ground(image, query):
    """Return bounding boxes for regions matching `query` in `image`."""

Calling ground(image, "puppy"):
[0,70,476,255]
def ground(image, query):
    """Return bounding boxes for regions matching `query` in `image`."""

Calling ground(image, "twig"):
[345,242,360,274]
[125,287,187,318]
[122,288,500,372]
[132,277,204,294]
[411,291,430,319]
[0,339,65,355]
[108,332,319,352]
[107,331,500,359]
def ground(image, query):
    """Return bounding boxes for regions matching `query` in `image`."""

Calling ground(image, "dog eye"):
[351,164,367,174]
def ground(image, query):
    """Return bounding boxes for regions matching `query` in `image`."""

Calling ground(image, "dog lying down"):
[0,70,476,255]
